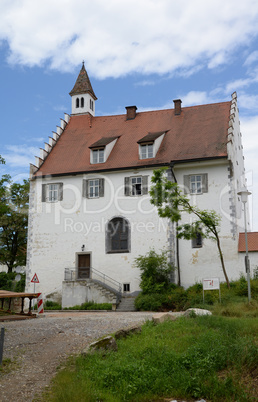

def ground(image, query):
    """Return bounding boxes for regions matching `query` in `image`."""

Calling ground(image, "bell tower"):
[69,62,97,116]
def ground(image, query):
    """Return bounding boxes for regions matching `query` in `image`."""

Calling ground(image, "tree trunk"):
[215,232,230,289]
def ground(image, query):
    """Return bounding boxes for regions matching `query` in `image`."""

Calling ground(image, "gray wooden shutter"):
[42,184,47,202]
[99,178,104,197]
[142,175,148,195]
[124,177,130,196]
[183,175,190,194]
[202,174,208,193]
[82,179,88,198]
[58,183,63,201]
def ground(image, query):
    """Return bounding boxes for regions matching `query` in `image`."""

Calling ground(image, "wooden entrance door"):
[78,254,91,279]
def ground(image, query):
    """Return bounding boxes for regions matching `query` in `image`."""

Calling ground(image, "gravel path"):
[0,311,154,402]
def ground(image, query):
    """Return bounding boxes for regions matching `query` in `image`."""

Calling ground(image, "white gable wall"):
[26,159,246,300]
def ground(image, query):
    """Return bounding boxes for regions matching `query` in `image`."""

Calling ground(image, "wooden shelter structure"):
[0,290,38,315]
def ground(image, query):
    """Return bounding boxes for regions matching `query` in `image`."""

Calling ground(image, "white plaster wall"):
[174,160,245,288]
[62,281,117,308]
[71,93,95,116]
[26,168,169,299]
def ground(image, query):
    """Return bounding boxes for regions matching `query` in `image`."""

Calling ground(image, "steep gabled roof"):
[238,232,258,252]
[34,100,231,177]
[69,63,97,100]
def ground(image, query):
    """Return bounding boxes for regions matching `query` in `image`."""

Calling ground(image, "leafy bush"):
[135,275,258,312]
[135,249,173,294]
[44,300,62,310]
[134,293,167,311]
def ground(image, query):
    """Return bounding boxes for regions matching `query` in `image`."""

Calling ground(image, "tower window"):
[81,97,84,108]
[76,98,79,108]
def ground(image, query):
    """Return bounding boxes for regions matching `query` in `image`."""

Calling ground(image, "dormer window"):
[92,148,104,164]
[140,143,154,159]
[89,136,119,164]
[137,131,166,160]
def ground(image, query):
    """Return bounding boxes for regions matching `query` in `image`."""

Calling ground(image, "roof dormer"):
[69,62,97,116]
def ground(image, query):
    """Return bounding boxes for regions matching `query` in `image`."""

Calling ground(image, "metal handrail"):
[64,267,122,298]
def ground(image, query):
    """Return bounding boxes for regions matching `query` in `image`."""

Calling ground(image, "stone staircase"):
[90,280,118,304]
[116,296,137,311]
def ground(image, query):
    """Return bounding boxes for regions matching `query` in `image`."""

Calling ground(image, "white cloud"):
[3,145,38,168]
[1,0,258,78]
[244,50,258,66]
[241,115,258,230]
[177,91,212,106]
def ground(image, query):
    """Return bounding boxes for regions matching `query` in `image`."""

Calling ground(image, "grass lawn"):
[42,314,257,402]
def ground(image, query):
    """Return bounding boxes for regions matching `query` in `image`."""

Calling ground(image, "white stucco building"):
[26,64,252,307]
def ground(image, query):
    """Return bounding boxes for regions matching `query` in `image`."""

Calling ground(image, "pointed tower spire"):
[70,62,97,116]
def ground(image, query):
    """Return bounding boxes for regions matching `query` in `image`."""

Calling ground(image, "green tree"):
[135,249,173,294]
[0,175,29,273]
[150,168,230,289]
[0,156,5,165]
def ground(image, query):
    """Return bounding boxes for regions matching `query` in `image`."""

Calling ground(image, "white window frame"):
[190,175,203,194]
[140,143,154,159]
[48,184,59,202]
[92,148,104,164]
[88,179,100,198]
[131,176,142,196]
[184,174,208,195]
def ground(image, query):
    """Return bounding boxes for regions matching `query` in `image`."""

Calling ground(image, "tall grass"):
[43,315,257,402]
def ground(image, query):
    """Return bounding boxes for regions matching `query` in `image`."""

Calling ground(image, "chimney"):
[126,106,137,120]
[173,99,182,116]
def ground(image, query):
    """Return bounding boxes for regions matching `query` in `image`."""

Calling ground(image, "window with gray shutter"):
[142,176,148,195]
[124,177,130,196]
[83,178,104,198]
[42,183,63,202]
[183,174,208,194]
[124,175,148,196]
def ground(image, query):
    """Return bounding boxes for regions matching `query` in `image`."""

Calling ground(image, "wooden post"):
[28,298,32,315]
[20,297,25,314]
[7,298,12,313]
[0,327,4,365]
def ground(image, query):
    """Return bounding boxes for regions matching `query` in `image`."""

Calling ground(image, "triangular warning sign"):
[31,273,39,283]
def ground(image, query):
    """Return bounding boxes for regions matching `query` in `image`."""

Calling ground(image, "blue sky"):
[0,0,258,229]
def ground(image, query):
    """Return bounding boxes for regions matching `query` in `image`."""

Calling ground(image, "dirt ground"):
[0,311,154,402]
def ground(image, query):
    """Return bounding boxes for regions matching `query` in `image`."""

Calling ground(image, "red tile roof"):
[238,232,258,252]
[34,101,231,177]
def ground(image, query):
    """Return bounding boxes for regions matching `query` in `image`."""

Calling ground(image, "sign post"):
[203,278,221,303]
[31,273,40,311]
[0,327,4,365]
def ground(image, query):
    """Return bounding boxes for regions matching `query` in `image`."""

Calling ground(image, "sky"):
[0,0,258,229]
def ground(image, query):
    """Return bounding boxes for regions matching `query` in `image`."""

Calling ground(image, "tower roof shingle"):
[69,63,97,100]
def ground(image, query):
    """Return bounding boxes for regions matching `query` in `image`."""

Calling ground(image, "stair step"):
[117,296,137,311]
